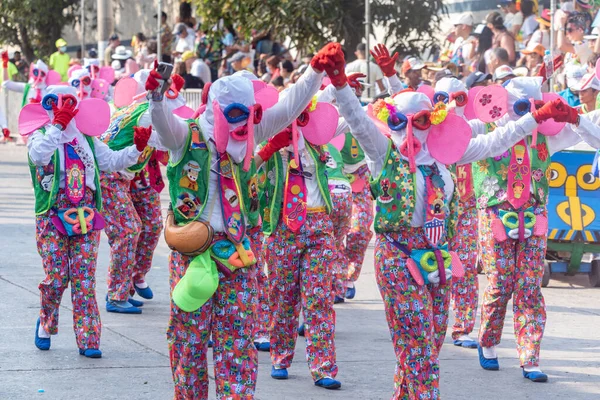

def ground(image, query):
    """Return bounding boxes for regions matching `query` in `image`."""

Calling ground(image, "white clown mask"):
[433,77,468,117]
[199,74,263,171]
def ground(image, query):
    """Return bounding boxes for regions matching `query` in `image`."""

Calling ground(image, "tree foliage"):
[0,0,79,62]
[191,0,446,58]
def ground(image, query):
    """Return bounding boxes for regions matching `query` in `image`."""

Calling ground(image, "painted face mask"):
[69,70,92,99]
[28,60,61,89]
[369,92,472,172]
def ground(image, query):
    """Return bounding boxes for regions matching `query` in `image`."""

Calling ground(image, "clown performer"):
[23,86,150,358]
[431,76,480,349]
[256,66,349,388]
[331,42,574,398]
[99,70,192,313]
[469,76,600,382]
[67,68,111,102]
[145,43,333,398]
[2,52,61,107]
[317,74,374,300]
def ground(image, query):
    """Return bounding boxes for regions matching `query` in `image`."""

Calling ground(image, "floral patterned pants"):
[265,212,338,381]
[167,246,258,399]
[36,188,102,350]
[448,203,479,340]
[375,230,450,400]
[478,205,547,367]
[248,225,270,342]
[329,191,353,297]
[129,184,163,286]
[345,174,374,283]
[101,173,141,301]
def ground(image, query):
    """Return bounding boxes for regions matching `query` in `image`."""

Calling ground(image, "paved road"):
[1,143,599,400]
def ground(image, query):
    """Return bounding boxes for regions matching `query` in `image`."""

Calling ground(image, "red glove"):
[550,101,579,124]
[51,101,79,130]
[370,44,399,77]
[258,128,292,161]
[171,74,185,92]
[348,73,366,90]
[1,51,8,69]
[145,60,164,91]
[532,98,570,123]
[2,128,10,139]
[133,125,152,151]
[311,43,347,87]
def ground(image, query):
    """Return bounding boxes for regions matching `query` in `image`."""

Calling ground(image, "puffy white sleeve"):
[317,84,336,104]
[27,125,63,166]
[552,110,600,152]
[335,116,350,138]
[385,74,404,95]
[458,114,538,164]
[1,80,25,93]
[149,99,189,152]
[254,66,324,144]
[93,138,142,172]
[335,84,389,176]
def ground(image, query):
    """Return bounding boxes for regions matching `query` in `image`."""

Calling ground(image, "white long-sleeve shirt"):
[28,124,142,190]
[335,84,537,227]
[150,66,324,232]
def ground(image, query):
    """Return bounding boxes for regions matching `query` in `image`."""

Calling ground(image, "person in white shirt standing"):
[451,12,476,76]
[345,43,385,99]
[499,0,523,38]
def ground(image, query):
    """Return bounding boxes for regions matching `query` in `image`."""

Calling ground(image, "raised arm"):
[459,114,537,164]
[148,99,189,152]
[547,109,600,154]
[334,83,389,176]
[254,65,323,144]
[1,80,26,93]
[370,44,401,95]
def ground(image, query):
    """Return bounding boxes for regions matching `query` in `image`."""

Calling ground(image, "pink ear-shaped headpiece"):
[18,96,110,137]
[473,84,509,123]
[463,86,485,121]
[90,78,110,99]
[99,66,115,83]
[113,77,139,108]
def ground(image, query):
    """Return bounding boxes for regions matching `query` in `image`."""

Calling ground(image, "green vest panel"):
[262,144,333,236]
[101,102,153,173]
[370,141,460,238]
[29,135,102,215]
[472,135,551,209]
[341,132,366,165]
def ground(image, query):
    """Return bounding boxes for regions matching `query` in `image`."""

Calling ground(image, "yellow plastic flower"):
[430,102,448,125]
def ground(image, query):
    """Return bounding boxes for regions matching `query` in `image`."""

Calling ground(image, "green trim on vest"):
[341,132,366,165]
[101,102,152,173]
[324,144,349,183]
[22,83,31,107]
[261,144,333,236]
[472,135,551,209]
[29,135,102,215]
